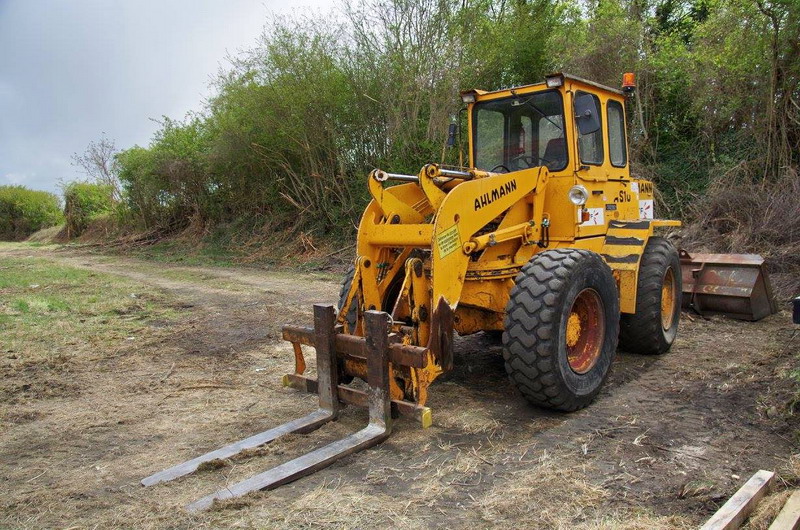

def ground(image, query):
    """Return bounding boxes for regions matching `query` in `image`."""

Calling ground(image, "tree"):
[72,134,121,200]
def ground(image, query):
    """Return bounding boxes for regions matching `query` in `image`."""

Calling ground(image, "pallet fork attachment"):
[141,305,394,512]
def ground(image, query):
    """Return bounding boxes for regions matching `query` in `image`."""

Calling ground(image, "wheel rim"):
[660,267,676,331]
[566,288,605,374]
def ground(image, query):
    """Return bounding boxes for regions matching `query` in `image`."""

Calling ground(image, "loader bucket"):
[679,250,778,321]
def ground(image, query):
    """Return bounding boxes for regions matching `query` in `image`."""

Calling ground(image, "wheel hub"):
[566,288,605,374]
[566,313,582,347]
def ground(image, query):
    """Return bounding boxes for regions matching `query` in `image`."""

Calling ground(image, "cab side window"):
[607,100,627,167]
[576,91,603,165]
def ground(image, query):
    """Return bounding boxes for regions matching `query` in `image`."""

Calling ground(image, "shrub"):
[0,186,63,241]
[103,0,800,252]
[63,182,115,237]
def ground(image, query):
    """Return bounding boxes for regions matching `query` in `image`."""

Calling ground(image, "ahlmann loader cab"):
[143,73,683,510]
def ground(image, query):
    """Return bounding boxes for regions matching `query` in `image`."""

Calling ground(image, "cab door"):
[569,87,639,237]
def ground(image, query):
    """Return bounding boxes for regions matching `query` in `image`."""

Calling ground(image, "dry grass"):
[476,449,606,527]
[2,243,797,529]
[266,479,430,528]
[576,512,695,529]
[476,448,696,528]
[782,453,800,483]
[437,407,503,437]
[744,489,793,529]
[24,224,65,244]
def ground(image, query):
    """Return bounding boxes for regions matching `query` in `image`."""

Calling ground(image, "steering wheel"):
[509,154,559,171]
[492,154,555,173]
[508,155,537,170]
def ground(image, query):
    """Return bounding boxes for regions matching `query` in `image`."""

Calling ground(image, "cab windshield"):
[472,90,567,173]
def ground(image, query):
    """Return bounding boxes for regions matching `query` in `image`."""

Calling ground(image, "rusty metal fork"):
[140,303,342,488]
[185,309,393,512]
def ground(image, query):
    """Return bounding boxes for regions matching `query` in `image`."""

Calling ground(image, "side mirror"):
[574,93,601,135]
[446,122,457,148]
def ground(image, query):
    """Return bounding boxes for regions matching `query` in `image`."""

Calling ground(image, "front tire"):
[503,249,620,411]
[619,237,681,355]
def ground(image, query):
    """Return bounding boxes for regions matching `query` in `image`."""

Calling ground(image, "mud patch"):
[1,377,82,404]
[2,409,43,425]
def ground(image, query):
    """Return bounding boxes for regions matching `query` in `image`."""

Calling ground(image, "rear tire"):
[619,237,681,355]
[503,249,620,411]
[337,265,357,331]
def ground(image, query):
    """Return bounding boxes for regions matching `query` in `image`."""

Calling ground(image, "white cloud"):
[0,0,338,194]
[2,173,32,185]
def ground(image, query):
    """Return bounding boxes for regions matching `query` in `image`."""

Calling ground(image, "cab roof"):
[460,72,625,101]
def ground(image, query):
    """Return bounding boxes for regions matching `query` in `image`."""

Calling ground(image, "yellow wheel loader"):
[143,73,684,510]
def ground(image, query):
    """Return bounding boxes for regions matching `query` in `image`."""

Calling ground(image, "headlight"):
[568,185,589,206]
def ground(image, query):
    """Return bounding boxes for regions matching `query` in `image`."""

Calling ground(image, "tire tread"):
[503,249,618,412]
[619,237,681,355]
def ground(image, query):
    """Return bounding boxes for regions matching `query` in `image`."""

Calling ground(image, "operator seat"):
[543,138,567,170]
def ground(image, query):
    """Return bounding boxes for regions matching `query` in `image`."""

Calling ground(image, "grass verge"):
[0,250,181,368]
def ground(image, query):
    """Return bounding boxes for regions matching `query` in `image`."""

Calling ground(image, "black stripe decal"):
[602,254,640,264]
[609,220,650,230]
[604,236,644,246]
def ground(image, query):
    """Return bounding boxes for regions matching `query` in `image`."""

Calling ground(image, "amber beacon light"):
[622,72,636,94]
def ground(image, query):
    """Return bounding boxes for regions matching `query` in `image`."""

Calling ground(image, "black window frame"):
[471,89,568,173]
[574,90,604,166]
[606,99,627,168]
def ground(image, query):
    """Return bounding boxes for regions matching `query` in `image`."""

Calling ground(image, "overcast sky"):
[0,0,336,194]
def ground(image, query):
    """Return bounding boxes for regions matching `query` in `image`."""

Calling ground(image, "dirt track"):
[1,246,798,529]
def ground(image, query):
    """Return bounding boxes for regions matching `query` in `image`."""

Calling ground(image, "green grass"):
[123,239,239,267]
[0,254,183,364]
[0,242,60,252]
[154,268,221,282]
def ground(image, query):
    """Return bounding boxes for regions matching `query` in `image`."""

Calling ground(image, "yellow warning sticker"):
[437,224,461,259]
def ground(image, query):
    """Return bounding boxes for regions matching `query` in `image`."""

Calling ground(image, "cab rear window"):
[607,100,627,167]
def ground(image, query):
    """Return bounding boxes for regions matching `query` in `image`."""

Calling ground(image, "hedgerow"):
[0,186,63,241]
